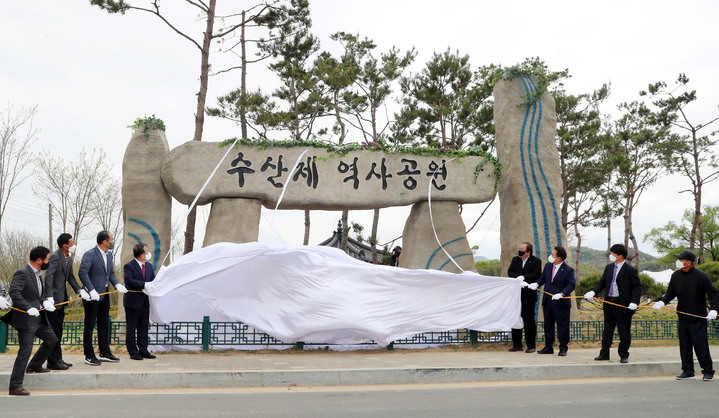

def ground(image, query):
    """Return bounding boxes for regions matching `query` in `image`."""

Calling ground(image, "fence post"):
[108,315,113,347]
[202,316,210,352]
[0,321,7,353]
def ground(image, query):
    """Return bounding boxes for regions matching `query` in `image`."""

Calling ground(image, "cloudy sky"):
[2,0,718,260]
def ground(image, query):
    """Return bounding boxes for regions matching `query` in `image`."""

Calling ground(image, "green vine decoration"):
[483,57,569,107]
[128,114,166,141]
[218,137,502,190]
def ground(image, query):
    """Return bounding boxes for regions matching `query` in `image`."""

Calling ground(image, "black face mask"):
[41,262,50,270]
[108,242,115,251]
[518,250,526,257]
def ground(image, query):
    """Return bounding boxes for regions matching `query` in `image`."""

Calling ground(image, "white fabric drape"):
[145,242,522,346]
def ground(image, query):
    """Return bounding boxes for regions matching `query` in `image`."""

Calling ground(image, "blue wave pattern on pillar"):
[518,75,562,259]
[128,218,161,271]
[426,236,472,271]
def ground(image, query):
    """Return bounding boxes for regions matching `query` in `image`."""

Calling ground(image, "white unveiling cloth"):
[145,242,522,346]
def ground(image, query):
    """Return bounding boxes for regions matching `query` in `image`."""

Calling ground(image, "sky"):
[2,0,719,261]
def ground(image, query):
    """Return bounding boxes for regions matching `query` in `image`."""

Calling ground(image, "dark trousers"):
[599,304,633,359]
[125,303,150,355]
[83,297,111,358]
[45,305,66,365]
[678,318,714,375]
[10,322,57,390]
[512,288,537,349]
[543,298,570,351]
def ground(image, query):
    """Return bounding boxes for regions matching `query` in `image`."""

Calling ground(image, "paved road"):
[3,377,716,417]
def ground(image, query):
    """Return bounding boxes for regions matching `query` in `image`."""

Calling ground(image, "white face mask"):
[145,252,152,261]
[676,260,686,269]
[609,254,617,262]
[548,255,556,264]
[68,245,77,253]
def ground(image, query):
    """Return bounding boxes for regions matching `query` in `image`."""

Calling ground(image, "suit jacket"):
[536,261,576,306]
[123,260,155,310]
[7,265,50,330]
[592,262,642,309]
[507,255,542,284]
[43,249,81,303]
[78,246,119,301]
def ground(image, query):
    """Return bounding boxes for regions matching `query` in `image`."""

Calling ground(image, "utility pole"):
[48,203,53,251]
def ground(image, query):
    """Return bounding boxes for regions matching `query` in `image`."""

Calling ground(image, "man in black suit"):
[529,245,575,356]
[78,230,127,366]
[123,243,157,360]
[584,243,641,363]
[507,241,542,353]
[41,233,86,370]
[6,246,58,396]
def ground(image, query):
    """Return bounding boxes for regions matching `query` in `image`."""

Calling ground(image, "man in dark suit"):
[529,245,575,356]
[584,243,642,363]
[6,246,58,396]
[78,230,127,366]
[41,233,87,370]
[507,241,542,353]
[123,243,156,360]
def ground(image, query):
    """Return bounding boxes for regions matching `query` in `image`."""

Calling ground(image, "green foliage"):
[572,246,665,271]
[645,205,719,263]
[576,272,601,298]
[128,114,166,141]
[475,259,501,276]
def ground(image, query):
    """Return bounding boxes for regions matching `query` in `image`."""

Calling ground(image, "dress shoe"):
[99,352,120,363]
[47,362,70,370]
[558,350,568,357]
[676,372,696,380]
[525,348,536,353]
[26,366,51,373]
[594,355,610,361]
[84,357,101,366]
[508,347,523,352]
[130,353,144,360]
[9,387,30,396]
[61,360,73,368]
[537,347,554,354]
[140,352,156,359]
[620,358,629,364]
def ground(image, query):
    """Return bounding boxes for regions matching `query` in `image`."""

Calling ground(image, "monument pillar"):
[203,198,261,246]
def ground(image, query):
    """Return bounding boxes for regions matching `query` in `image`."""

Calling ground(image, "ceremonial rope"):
[2,290,144,314]
[538,289,713,321]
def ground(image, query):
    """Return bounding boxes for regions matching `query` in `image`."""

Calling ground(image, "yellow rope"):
[3,289,144,314]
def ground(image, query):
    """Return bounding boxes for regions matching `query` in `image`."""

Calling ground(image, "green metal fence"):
[2,318,718,353]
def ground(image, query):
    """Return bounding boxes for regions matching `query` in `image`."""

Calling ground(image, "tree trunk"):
[573,217,581,279]
[340,210,349,252]
[240,10,248,140]
[371,208,380,263]
[303,209,310,245]
[184,0,215,254]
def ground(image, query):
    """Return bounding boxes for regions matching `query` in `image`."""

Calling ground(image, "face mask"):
[609,254,617,262]
[548,255,556,264]
[145,252,152,261]
[518,250,526,257]
[676,260,686,269]
[41,262,49,270]
[68,245,77,253]
[108,241,114,250]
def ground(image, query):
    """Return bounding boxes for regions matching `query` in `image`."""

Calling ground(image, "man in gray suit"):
[6,246,58,396]
[42,233,87,370]
[78,231,127,366]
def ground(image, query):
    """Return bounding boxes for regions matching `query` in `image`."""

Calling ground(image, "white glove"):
[516,275,525,281]
[707,310,718,320]
[552,293,563,300]
[0,296,10,310]
[584,291,595,301]
[628,303,638,311]
[27,307,40,317]
[528,283,538,291]
[43,298,56,312]
[516,276,528,287]
[79,289,91,301]
[116,284,128,294]
[653,301,665,310]
[143,281,155,295]
[89,289,100,301]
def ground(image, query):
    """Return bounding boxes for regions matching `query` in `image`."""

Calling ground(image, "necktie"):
[142,264,146,279]
[36,271,42,295]
[551,265,557,283]
[610,265,619,297]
